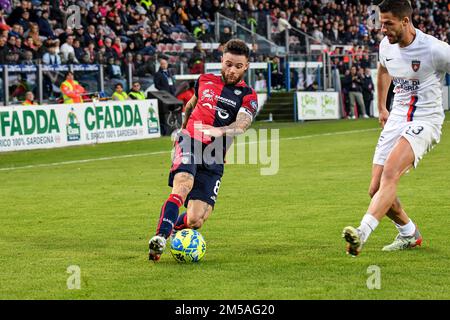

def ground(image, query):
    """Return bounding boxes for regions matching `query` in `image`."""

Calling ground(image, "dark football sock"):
[174,212,188,230]
[155,194,183,238]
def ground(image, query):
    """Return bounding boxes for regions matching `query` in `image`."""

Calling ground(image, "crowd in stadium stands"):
[0,0,448,66]
[0,0,448,106]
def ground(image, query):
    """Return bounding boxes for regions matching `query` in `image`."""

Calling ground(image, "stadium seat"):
[157,43,166,53]
[173,44,183,53]
[168,55,178,64]
[179,33,187,41]
[165,43,174,53]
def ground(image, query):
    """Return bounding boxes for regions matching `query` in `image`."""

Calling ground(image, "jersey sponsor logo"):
[412,60,421,72]
[250,100,258,112]
[217,111,229,119]
[393,78,420,93]
[217,96,237,107]
[386,58,394,61]
[203,102,230,119]
[200,89,237,108]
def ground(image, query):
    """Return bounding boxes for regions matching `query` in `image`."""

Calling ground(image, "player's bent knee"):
[187,216,204,229]
[380,167,401,184]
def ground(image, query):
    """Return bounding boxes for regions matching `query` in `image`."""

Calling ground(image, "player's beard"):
[221,70,242,86]
[386,28,402,44]
[387,34,399,44]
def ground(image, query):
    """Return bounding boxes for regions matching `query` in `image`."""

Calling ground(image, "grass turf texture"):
[1,117,449,299]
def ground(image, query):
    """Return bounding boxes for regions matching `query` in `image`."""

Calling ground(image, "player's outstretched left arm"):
[200,112,253,137]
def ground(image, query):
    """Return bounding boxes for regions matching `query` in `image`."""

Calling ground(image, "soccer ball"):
[170,229,206,263]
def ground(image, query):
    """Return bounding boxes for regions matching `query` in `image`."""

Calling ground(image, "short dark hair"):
[223,39,250,59]
[378,0,413,20]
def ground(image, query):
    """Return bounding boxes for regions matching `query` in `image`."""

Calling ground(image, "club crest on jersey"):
[201,89,216,102]
[234,89,242,95]
[411,60,420,72]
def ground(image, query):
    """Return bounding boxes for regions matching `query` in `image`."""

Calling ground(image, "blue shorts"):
[168,133,224,208]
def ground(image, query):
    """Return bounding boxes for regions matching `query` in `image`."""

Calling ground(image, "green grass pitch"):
[1,117,449,299]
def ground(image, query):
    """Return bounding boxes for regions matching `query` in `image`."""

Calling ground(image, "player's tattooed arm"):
[181,95,198,129]
[200,112,253,137]
[221,112,253,136]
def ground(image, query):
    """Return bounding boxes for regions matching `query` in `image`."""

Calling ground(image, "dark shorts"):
[168,133,224,208]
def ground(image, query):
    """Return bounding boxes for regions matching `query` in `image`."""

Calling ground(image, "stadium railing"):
[214,12,286,57]
[1,64,103,106]
[0,63,158,106]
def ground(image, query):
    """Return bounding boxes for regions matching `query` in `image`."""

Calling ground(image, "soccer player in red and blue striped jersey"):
[149,39,259,261]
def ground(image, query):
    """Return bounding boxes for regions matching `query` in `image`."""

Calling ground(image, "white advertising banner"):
[0,99,160,152]
[256,93,267,115]
[296,91,340,121]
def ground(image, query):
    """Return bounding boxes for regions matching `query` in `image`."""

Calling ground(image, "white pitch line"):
[282,127,379,141]
[0,127,380,172]
[0,151,169,172]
